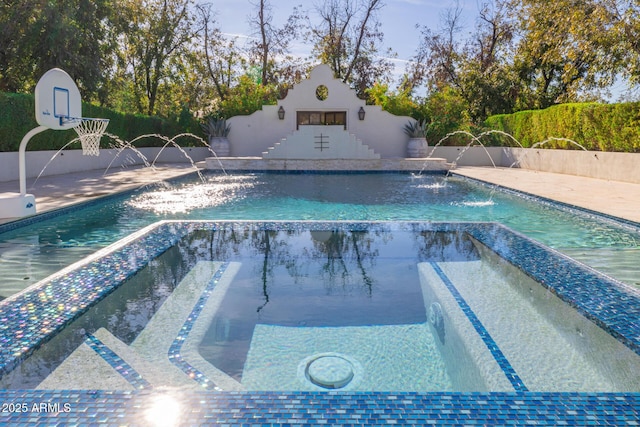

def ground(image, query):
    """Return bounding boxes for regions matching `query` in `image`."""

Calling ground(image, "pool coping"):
[1,220,639,424]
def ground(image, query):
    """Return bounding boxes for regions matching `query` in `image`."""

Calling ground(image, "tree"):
[366,82,424,119]
[405,4,463,95]
[509,0,619,108]
[247,0,304,87]
[215,74,279,118]
[603,1,640,91]
[308,0,394,98]
[423,86,471,144]
[197,3,244,102]
[458,1,517,120]
[114,0,203,116]
[0,0,33,91]
[0,0,113,96]
[410,1,516,122]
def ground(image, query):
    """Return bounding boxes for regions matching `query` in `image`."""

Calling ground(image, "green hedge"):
[0,92,204,152]
[485,103,640,152]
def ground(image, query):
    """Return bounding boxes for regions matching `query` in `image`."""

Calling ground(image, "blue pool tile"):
[84,334,151,390]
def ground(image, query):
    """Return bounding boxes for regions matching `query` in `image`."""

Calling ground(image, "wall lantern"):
[278,106,285,120]
[358,106,366,121]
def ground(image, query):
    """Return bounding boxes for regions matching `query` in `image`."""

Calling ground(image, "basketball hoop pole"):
[19,125,48,195]
[0,68,82,220]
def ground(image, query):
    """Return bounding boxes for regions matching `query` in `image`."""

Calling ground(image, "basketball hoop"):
[64,117,109,156]
[8,68,110,219]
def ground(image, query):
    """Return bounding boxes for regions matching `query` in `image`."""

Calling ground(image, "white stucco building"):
[226,64,414,159]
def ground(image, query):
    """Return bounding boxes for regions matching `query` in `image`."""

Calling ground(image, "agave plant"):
[201,116,231,138]
[403,119,428,138]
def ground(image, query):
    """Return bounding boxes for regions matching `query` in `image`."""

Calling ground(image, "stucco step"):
[263,126,380,160]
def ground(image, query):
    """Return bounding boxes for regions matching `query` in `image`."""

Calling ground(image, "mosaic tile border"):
[462,221,640,355]
[168,262,230,390]
[0,221,198,376]
[0,390,638,425]
[429,262,528,392]
[84,334,151,390]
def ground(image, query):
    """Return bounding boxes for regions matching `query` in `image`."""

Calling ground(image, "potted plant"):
[403,119,429,158]
[201,116,231,157]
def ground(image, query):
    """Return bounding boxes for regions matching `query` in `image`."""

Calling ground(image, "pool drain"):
[305,355,355,389]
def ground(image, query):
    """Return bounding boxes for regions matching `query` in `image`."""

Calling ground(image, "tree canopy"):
[1,0,639,128]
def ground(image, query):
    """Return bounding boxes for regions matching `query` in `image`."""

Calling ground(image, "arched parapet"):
[228,64,413,159]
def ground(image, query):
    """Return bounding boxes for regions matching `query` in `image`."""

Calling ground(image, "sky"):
[204,0,478,86]
[202,0,635,100]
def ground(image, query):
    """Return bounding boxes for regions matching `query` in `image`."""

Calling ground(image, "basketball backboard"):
[34,68,81,130]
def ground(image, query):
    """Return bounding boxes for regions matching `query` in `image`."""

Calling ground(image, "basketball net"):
[73,118,109,156]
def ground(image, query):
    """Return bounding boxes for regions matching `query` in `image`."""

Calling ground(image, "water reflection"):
[191,225,482,381]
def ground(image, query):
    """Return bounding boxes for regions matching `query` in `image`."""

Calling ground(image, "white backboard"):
[34,68,81,130]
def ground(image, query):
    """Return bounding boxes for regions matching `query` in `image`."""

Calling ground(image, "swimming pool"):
[1,171,640,425]
[0,172,638,300]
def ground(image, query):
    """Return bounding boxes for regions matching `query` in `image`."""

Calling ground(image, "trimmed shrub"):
[0,92,203,152]
[485,103,640,152]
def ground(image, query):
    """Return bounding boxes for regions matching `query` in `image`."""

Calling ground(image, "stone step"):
[37,334,137,390]
[38,261,244,391]
[131,260,244,391]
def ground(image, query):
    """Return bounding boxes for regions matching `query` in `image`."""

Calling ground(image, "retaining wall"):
[499,148,640,184]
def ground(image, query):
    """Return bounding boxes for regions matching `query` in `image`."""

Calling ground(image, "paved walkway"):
[453,167,640,223]
[0,164,199,223]
[0,164,638,224]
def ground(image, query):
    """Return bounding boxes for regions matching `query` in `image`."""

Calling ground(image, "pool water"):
[0,172,638,300]
[200,228,432,386]
[4,222,639,392]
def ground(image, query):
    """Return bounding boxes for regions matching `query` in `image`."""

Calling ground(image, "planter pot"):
[407,137,429,158]
[209,137,230,157]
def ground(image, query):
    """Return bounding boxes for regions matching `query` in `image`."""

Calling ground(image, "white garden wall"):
[431,146,640,184]
[0,147,211,183]
[500,148,640,184]
[3,145,638,184]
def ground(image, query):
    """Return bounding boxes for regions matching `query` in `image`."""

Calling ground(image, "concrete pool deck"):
[453,166,640,223]
[0,163,199,222]
[0,163,638,224]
